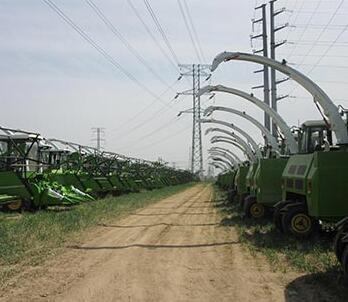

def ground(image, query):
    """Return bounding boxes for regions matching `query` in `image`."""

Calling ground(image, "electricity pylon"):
[178,64,211,178]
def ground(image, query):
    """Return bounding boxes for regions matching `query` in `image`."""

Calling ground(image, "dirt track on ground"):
[0,184,339,301]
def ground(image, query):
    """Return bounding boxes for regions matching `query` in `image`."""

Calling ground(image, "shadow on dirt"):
[69,241,239,251]
[131,212,216,216]
[98,222,220,228]
[284,270,348,302]
[148,206,212,210]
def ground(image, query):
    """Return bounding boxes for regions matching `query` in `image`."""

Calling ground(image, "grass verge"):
[213,187,348,302]
[0,183,194,285]
[213,186,339,274]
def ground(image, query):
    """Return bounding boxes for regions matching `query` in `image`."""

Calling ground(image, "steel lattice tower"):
[179,64,210,178]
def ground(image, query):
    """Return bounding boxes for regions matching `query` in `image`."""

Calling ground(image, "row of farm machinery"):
[0,126,194,212]
[206,52,348,275]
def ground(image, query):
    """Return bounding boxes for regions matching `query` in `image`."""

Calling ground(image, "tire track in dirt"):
[0,184,209,301]
[0,184,321,302]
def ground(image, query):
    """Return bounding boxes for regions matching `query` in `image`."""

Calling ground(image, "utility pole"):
[178,64,211,178]
[91,127,105,151]
[270,0,287,137]
[207,163,214,179]
[252,4,271,132]
[188,146,191,171]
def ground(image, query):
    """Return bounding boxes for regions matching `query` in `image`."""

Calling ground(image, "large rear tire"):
[281,204,319,238]
[238,193,247,209]
[250,202,265,219]
[334,225,348,263]
[341,245,348,276]
[273,203,286,233]
[243,196,265,219]
[227,189,236,203]
[3,199,23,212]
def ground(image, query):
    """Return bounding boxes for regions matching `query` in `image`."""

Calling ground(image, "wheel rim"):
[291,213,312,234]
[7,200,22,211]
[250,203,265,218]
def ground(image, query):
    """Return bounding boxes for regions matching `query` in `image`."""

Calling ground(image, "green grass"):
[0,183,194,285]
[213,187,348,301]
[213,187,340,274]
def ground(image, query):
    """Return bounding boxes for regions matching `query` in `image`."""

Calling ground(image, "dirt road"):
[0,184,334,301]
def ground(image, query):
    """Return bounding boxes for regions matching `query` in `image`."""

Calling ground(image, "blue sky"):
[1,0,348,169]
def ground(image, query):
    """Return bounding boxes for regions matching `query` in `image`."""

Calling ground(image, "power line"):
[294,24,348,29]
[109,79,180,137]
[177,0,202,62]
[307,24,348,74]
[288,40,348,46]
[283,0,306,42]
[126,123,191,153]
[92,0,197,141]
[41,0,172,109]
[126,0,179,73]
[278,53,348,58]
[285,0,345,96]
[116,115,181,151]
[285,0,323,61]
[143,0,180,65]
[293,0,344,66]
[85,0,172,89]
[290,10,348,15]
[293,96,348,103]
[290,63,348,69]
[113,94,185,139]
[182,0,206,62]
[43,0,188,145]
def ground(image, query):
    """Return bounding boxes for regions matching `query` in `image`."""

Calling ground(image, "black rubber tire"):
[239,194,244,209]
[243,196,255,218]
[3,199,23,212]
[97,191,108,199]
[238,193,247,209]
[243,196,265,219]
[341,245,348,276]
[250,202,265,219]
[281,204,319,238]
[334,226,348,263]
[227,189,236,203]
[273,203,286,233]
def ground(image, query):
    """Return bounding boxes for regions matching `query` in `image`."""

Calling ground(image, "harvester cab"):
[297,120,332,154]
[0,128,83,210]
[0,129,41,210]
[274,118,348,238]
[242,145,290,219]
[241,124,298,219]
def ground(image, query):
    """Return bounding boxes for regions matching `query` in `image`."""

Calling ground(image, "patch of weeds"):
[213,186,340,274]
[0,183,195,285]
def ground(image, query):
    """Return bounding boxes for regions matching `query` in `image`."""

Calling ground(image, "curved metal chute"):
[206,127,257,161]
[212,163,228,172]
[211,161,229,172]
[201,118,263,158]
[209,155,235,169]
[205,105,279,151]
[211,52,348,145]
[209,146,242,163]
[209,150,238,167]
[199,84,298,153]
[211,136,252,161]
